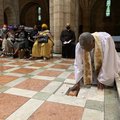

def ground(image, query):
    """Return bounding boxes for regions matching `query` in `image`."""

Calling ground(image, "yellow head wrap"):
[41,24,48,29]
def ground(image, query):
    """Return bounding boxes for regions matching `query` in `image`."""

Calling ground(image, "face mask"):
[2,28,7,31]
[66,26,70,30]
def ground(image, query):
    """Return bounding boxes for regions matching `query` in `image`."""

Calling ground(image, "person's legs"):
[62,45,67,58]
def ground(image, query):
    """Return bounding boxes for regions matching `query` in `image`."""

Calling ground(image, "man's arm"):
[74,43,83,83]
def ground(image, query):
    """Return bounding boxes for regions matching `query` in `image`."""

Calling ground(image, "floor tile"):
[30,62,48,67]
[38,70,62,77]
[104,88,120,120]
[67,72,75,79]
[0,66,13,71]
[0,59,8,63]
[60,59,74,64]
[47,94,86,107]
[5,77,27,87]
[28,101,84,120]
[41,81,62,94]
[85,100,104,112]
[15,78,50,91]
[11,68,36,74]
[82,108,104,120]
[54,77,65,82]
[0,75,18,85]
[0,55,119,119]
[6,99,44,120]
[51,64,70,69]
[57,71,71,78]
[64,78,76,84]
[87,87,104,101]
[33,92,52,100]
[55,84,73,95]
[4,88,37,98]
[32,75,55,81]
[0,85,10,92]
[4,72,25,77]
[0,93,28,120]
[10,61,28,66]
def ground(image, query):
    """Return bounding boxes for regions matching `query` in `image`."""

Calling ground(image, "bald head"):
[79,32,95,51]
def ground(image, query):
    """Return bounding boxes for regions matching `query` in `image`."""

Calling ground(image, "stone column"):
[49,0,54,35]
[50,0,79,53]
[52,0,64,53]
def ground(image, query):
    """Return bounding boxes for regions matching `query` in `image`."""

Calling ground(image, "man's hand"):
[97,82,104,90]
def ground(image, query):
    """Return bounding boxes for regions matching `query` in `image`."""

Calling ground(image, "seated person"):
[30,23,54,60]
[13,25,29,58]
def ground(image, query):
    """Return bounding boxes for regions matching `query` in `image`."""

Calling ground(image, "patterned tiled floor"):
[0,54,119,120]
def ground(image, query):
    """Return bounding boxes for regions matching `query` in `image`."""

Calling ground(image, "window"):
[38,7,41,21]
[106,0,111,17]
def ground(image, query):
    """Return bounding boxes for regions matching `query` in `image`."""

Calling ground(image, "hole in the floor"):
[65,88,80,97]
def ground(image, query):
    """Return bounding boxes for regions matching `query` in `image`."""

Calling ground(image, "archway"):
[4,7,15,25]
[20,1,49,27]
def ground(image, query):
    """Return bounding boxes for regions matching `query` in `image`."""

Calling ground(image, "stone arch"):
[4,6,16,25]
[20,1,49,27]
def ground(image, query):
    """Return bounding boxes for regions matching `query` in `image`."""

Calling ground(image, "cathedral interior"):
[0,1,119,119]
[0,0,120,52]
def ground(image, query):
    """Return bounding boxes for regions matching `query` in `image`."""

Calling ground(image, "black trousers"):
[62,43,75,58]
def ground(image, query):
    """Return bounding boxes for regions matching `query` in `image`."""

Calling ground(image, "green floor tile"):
[33,92,52,100]
[85,100,104,112]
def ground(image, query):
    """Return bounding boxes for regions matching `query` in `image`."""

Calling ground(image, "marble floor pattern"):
[0,54,119,120]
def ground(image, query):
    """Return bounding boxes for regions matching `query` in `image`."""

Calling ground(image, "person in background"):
[67,32,120,96]
[13,25,29,58]
[29,23,54,60]
[0,24,8,57]
[28,25,38,51]
[5,26,15,56]
[60,23,76,58]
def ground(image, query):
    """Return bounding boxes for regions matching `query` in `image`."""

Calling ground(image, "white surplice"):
[74,32,120,86]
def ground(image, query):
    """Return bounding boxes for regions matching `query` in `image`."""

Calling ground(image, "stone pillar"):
[52,0,64,53]
[50,0,79,53]
[49,0,54,35]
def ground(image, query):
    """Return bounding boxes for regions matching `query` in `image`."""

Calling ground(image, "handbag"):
[38,35,48,43]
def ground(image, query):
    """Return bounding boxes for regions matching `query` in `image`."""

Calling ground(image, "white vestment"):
[75,32,120,86]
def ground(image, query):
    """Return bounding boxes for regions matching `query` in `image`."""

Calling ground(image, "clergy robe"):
[74,32,120,86]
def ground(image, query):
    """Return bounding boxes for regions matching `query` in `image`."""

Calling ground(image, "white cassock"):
[74,32,120,86]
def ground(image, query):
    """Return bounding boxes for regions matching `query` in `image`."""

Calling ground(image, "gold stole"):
[83,32,103,85]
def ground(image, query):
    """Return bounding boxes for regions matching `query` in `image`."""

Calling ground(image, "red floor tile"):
[68,72,75,79]
[60,59,74,64]
[0,75,18,85]
[28,101,84,120]
[0,93,28,119]
[38,70,62,77]
[11,61,28,66]
[0,59,9,64]
[52,64,70,69]
[30,62,48,67]
[0,66,13,71]
[12,68,36,74]
[15,78,50,91]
